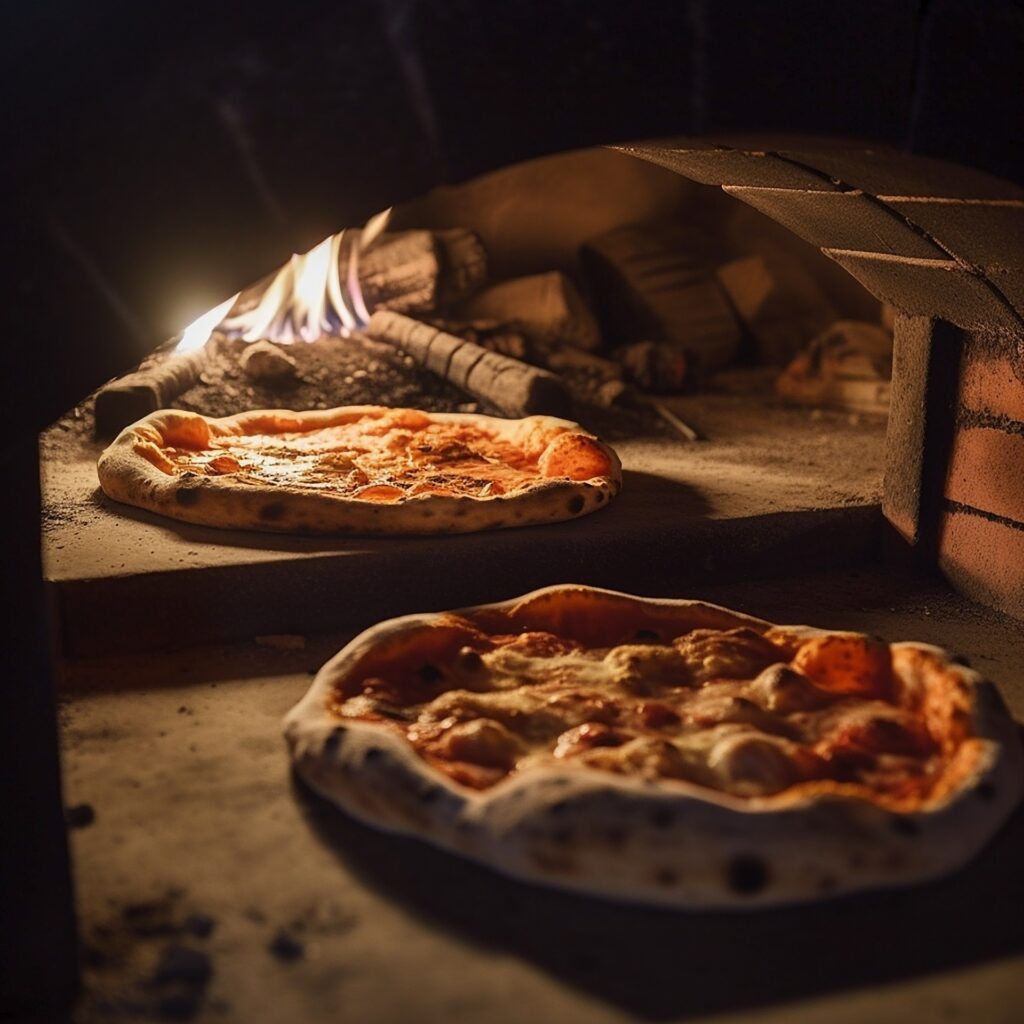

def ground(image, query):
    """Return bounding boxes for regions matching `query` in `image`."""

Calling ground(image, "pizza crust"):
[96,406,622,535]
[283,586,1024,909]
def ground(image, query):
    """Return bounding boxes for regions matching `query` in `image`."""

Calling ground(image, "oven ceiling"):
[5,0,1023,439]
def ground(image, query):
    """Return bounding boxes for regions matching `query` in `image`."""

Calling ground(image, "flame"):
[174,209,391,354]
[176,293,241,353]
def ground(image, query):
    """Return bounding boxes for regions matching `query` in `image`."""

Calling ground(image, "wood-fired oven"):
[4,4,1024,1022]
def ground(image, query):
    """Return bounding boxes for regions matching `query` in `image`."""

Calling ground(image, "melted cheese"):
[149,410,609,501]
[332,625,946,801]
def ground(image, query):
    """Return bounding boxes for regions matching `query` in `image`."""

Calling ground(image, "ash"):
[175,333,668,441]
[176,333,471,418]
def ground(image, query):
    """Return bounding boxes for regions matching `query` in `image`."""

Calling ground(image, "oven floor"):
[61,568,1024,1024]
[42,392,884,658]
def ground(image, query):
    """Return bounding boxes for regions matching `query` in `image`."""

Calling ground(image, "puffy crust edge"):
[283,585,1024,909]
[96,406,622,535]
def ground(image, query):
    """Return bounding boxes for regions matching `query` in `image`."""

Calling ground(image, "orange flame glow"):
[174,209,390,354]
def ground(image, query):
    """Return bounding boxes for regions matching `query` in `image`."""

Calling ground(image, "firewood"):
[454,272,601,351]
[579,222,740,372]
[422,318,531,360]
[716,255,838,366]
[367,311,572,419]
[94,345,210,438]
[358,229,487,314]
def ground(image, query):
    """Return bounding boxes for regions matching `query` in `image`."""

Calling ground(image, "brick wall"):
[940,332,1024,618]
[624,139,1024,619]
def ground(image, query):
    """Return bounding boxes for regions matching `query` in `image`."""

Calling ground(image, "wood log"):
[367,311,572,419]
[454,271,601,351]
[93,343,209,438]
[358,229,487,314]
[579,222,740,372]
[716,255,838,366]
[422,318,531,360]
[225,229,488,327]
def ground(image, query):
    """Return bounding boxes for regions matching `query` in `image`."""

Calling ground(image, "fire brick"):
[960,348,1024,422]
[778,147,1024,201]
[821,250,1021,332]
[724,187,948,259]
[940,510,1024,619]
[884,200,1024,317]
[884,200,1024,269]
[616,144,840,191]
[946,427,1024,526]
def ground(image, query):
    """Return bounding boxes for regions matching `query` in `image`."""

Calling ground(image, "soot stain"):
[726,855,769,895]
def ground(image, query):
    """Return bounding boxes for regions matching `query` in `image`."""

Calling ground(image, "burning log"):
[367,311,572,419]
[359,229,488,314]
[93,344,210,438]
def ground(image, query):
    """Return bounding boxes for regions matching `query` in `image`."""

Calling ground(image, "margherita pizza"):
[96,406,621,535]
[284,585,1023,908]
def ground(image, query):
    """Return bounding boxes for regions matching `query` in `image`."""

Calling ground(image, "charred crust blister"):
[284,585,1022,909]
[568,495,585,515]
[726,855,769,895]
[175,486,201,506]
[323,727,347,756]
[417,663,443,683]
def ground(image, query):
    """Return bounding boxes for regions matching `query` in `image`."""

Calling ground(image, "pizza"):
[283,585,1023,909]
[96,406,621,535]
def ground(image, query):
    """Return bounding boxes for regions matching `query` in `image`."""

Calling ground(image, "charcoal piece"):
[610,340,688,393]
